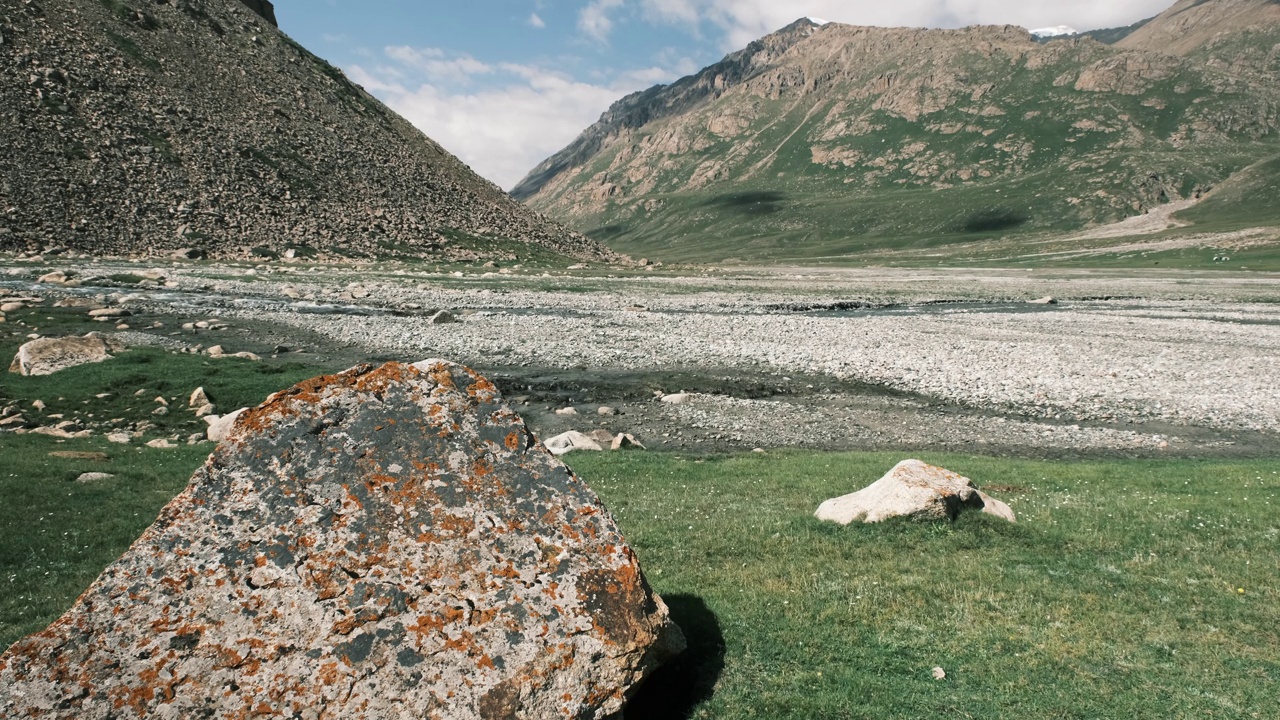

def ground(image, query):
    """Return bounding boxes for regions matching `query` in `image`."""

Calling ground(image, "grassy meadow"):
[1,432,1276,718]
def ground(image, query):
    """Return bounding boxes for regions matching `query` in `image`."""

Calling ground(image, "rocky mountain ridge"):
[0,0,613,262]
[516,0,1280,262]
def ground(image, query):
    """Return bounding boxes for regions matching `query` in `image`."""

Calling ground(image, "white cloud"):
[384,46,493,85]
[579,0,626,42]
[528,12,546,29]
[641,0,699,25]
[640,0,1173,51]
[346,49,687,189]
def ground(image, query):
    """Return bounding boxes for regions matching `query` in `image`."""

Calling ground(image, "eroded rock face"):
[0,360,683,719]
[815,459,1015,524]
[8,333,122,376]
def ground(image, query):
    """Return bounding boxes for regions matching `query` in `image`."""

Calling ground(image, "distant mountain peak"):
[513,1,1280,263]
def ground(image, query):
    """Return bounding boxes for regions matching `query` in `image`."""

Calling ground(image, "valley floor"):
[3,259,1278,459]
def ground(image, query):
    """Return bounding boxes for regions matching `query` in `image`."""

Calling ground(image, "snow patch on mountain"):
[1030,25,1079,38]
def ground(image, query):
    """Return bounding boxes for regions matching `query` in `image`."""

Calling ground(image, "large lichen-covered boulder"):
[815,459,1015,524]
[0,360,683,719]
[8,333,123,376]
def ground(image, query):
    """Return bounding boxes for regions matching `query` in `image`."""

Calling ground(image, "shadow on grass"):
[625,594,725,719]
[958,206,1029,234]
[702,191,787,216]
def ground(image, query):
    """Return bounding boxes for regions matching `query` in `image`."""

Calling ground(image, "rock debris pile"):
[0,0,611,263]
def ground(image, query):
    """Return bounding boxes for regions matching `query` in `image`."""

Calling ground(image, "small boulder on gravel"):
[88,307,130,318]
[815,459,1015,524]
[555,407,579,416]
[9,334,124,376]
[427,310,457,325]
[660,393,691,405]
[587,429,615,444]
[611,433,646,450]
[544,430,605,456]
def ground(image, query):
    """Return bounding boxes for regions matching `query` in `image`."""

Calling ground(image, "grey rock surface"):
[545,430,606,455]
[8,333,121,376]
[0,360,682,719]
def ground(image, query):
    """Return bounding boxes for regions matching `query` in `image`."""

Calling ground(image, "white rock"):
[660,393,691,405]
[1029,296,1058,305]
[106,432,133,444]
[544,431,604,456]
[189,387,210,408]
[815,459,1015,524]
[146,439,177,449]
[610,433,645,451]
[597,406,618,416]
[555,407,579,416]
[88,307,130,318]
[76,472,115,484]
[9,334,123,376]
[205,408,247,443]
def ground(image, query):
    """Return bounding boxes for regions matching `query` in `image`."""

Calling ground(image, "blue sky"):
[272,1,1174,189]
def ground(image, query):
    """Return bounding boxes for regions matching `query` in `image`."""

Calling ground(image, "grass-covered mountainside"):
[0,0,613,263]
[515,0,1280,264]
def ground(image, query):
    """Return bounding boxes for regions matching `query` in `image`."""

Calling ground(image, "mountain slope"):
[1117,0,1280,56]
[0,0,612,262]
[517,3,1280,263]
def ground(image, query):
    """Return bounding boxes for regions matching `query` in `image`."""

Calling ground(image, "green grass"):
[1,442,1276,717]
[530,34,1280,268]
[568,451,1279,719]
[0,435,209,647]
[0,345,329,440]
[1177,155,1280,232]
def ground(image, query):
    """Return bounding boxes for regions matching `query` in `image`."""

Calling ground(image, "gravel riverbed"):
[5,261,1279,456]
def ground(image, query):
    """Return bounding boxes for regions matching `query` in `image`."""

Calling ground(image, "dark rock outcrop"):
[237,0,277,27]
[0,0,613,262]
[0,360,682,718]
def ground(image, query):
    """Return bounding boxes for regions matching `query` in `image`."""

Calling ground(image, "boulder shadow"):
[625,594,725,720]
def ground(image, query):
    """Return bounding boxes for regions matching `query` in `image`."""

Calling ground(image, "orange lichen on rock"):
[0,360,682,719]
